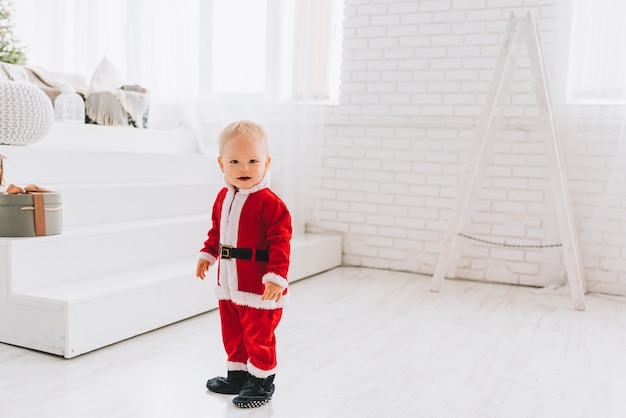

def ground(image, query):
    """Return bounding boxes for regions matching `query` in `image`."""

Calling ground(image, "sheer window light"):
[13,0,342,104]
[567,0,626,104]
[210,0,267,94]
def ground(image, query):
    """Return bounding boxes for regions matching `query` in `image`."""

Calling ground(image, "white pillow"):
[90,56,125,91]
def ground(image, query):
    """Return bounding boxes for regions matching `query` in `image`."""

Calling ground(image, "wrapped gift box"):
[0,192,62,237]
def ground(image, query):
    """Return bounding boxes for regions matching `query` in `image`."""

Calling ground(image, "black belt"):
[220,245,269,262]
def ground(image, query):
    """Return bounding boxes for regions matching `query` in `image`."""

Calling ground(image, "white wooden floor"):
[2,266,626,418]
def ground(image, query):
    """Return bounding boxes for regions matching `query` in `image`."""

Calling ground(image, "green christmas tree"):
[0,0,27,64]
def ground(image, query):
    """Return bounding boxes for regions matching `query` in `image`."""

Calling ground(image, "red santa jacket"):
[199,173,292,309]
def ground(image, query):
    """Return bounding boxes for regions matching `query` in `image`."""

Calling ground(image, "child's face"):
[218,134,270,190]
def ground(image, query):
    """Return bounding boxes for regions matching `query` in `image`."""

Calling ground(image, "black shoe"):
[233,373,275,408]
[206,370,248,394]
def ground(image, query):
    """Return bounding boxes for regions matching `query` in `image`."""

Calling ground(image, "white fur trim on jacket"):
[198,252,217,266]
[262,272,289,289]
[214,172,289,310]
[214,284,289,310]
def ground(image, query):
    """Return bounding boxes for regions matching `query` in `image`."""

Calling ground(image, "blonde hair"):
[218,120,269,155]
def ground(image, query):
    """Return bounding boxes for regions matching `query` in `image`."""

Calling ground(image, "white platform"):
[0,123,341,358]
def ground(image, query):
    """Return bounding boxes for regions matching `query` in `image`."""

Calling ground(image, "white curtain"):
[13,0,199,102]
[567,0,626,104]
[553,1,626,294]
[292,0,333,101]
[12,0,340,103]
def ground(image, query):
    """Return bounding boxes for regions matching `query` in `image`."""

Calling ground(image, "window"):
[210,0,267,94]
[205,0,343,102]
[13,0,343,103]
[13,0,200,102]
[567,0,626,104]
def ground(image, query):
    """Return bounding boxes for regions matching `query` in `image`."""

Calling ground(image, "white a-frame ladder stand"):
[430,12,587,310]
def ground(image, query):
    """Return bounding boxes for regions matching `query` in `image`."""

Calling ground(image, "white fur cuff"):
[226,361,247,372]
[262,272,288,289]
[248,360,276,378]
[198,251,217,266]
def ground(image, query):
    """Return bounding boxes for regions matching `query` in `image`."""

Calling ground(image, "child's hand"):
[196,259,210,280]
[262,282,284,302]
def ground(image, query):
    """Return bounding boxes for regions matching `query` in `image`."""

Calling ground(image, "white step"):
[30,122,201,154]
[0,255,216,358]
[6,214,210,292]
[0,123,342,359]
[0,233,342,358]
[52,181,221,227]
[0,147,218,185]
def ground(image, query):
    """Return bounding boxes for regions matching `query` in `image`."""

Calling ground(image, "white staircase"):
[0,123,341,358]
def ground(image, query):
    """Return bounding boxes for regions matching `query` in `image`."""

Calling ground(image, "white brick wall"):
[310,0,626,294]
[193,0,626,295]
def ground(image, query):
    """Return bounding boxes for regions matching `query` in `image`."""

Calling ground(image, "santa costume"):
[199,172,291,408]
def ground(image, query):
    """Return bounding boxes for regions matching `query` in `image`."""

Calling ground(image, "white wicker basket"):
[0,81,55,146]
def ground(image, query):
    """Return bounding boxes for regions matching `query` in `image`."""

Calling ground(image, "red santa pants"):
[219,299,283,378]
